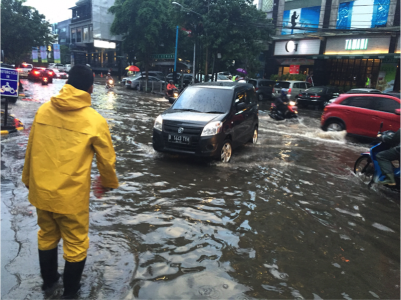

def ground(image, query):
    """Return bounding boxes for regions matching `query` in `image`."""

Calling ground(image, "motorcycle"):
[269,100,298,120]
[165,88,180,104]
[354,123,400,190]
[41,76,49,85]
[106,78,114,89]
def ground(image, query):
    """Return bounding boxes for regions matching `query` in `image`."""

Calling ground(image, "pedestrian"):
[306,72,314,86]
[366,74,372,88]
[22,65,119,298]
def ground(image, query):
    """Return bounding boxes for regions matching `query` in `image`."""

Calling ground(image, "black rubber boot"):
[38,248,60,291]
[378,173,396,185]
[62,258,86,299]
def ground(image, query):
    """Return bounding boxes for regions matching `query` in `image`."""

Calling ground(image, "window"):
[248,80,257,88]
[260,81,274,87]
[274,82,290,89]
[83,27,89,41]
[246,89,257,104]
[306,83,312,88]
[341,96,372,109]
[236,91,248,104]
[77,28,82,42]
[71,28,76,43]
[373,98,400,113]
[293,83,303,89]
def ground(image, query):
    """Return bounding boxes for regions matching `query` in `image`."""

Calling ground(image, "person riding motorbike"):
[105,73,114,88]
[274,88,290,117]
[376,128,400,185]
[166,80,177,96]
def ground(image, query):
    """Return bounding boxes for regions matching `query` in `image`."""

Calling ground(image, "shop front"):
[320,35,398,92]
[272,39,321,78]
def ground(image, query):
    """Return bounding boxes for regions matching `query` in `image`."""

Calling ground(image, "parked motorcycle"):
[106,79,114,89]
[354,123,400,190]
[165,88,180,104]
[269,101,298,120]
[41,76,49,85]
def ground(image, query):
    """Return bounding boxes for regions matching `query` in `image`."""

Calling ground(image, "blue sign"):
[281,6,321,35]
[336,0,390,29]
[1,67,19,97]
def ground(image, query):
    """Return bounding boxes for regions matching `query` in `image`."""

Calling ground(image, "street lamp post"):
[172,2,202,84]
[173,25,179,84]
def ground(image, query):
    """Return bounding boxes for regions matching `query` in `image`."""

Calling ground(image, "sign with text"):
[345,39,368,50]
[94,40,116,49]
[152,53,175,59]
[53,44,61,63]
[1,67,19,98]
[40,46,47,63]
[289,65,300,74]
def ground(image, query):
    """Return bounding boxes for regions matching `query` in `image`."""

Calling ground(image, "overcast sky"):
[24,0,77,23]
[24,0,260,24]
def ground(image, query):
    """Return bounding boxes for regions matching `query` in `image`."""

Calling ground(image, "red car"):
[28,67,54,83]
[321,93,400,138]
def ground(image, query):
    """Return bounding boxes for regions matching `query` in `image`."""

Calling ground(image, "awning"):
[308,53,399,60]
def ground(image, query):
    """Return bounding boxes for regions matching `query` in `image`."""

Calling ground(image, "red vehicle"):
[27,67,54,83]
[321,93,400,138]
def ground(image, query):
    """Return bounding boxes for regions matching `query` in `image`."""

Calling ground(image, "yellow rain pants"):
[37,208,89,263]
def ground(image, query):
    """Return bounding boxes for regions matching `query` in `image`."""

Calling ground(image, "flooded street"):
[1,79,399,299]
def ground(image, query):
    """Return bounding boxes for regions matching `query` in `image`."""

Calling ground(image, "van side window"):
[246,89,257,104]
[236,91,247,104]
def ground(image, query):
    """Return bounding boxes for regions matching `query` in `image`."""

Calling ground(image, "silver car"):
[273,81,312,101]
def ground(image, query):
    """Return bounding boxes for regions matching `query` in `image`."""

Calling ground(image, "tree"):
[1,0,55,64]
[173,0,273,78]
[109,0,175,80]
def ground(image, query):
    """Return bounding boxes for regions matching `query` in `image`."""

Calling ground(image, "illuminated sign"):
[94,40,116,49]
[285,41,298,52]
[345,39,368,50]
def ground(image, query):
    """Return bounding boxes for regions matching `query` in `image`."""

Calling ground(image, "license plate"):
[168,134,190,144]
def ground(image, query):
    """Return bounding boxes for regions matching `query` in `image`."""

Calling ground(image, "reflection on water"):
[1,81,399,299]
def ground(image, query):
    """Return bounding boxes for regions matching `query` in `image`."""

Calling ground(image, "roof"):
[192,82,252,89]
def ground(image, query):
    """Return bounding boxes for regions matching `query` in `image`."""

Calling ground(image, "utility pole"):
[173,25,179,84]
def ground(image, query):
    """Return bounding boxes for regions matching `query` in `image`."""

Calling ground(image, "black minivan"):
[152,82,259,162]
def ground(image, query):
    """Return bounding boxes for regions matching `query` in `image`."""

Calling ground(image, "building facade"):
[69,0,123,72]
[52,19,72,46]
[260,0,400,92]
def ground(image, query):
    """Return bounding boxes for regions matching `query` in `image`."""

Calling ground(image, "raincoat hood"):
[51,84,91,111]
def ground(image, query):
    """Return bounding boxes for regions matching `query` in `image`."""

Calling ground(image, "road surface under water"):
[1,79,399,299]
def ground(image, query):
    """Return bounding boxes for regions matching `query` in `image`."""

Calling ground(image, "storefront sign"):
[345,39,368,50]
[274,39,321,56]
[289,65,300,74]
[94,40,116,49]
[325,36,390,55]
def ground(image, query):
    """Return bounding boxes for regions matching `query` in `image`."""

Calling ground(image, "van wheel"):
[326,120,344,131]
[219,140,232,163]
[249,126,258,144]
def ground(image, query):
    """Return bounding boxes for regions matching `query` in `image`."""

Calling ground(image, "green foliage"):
[173,0,273,75]
[109,0,175,75]
[1,0,54,64]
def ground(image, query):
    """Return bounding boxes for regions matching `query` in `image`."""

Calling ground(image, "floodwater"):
[1,79,399,299]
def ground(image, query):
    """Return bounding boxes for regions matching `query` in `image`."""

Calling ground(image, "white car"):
[130,76,165,90]
[65,64,72,73]
[17,63,33,78]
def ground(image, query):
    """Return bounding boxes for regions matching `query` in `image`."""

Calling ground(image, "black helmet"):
[169,80,173,84]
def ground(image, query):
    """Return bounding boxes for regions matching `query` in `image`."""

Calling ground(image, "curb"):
[1,115,24,135]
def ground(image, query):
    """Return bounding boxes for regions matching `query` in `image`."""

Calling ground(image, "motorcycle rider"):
[376,128,400,185]
[106,72,113,87]
[166,80,177,97]
[275,88,289,117]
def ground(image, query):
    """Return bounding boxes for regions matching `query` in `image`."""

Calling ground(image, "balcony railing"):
[71,13,91,23]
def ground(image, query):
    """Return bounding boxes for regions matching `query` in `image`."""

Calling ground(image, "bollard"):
[152,81,154,92]
[145,81,148,92]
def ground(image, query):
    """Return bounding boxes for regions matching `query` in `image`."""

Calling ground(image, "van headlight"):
[201,121,223,136]
[154,115,163,131]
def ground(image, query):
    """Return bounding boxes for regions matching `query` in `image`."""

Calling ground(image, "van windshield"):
[172,88,233,113]
[274,82,290,89]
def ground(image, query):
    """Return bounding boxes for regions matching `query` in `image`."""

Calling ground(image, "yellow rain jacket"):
[22,84,119,215]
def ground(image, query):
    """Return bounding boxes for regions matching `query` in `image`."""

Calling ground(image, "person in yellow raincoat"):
[22,65,119,298]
